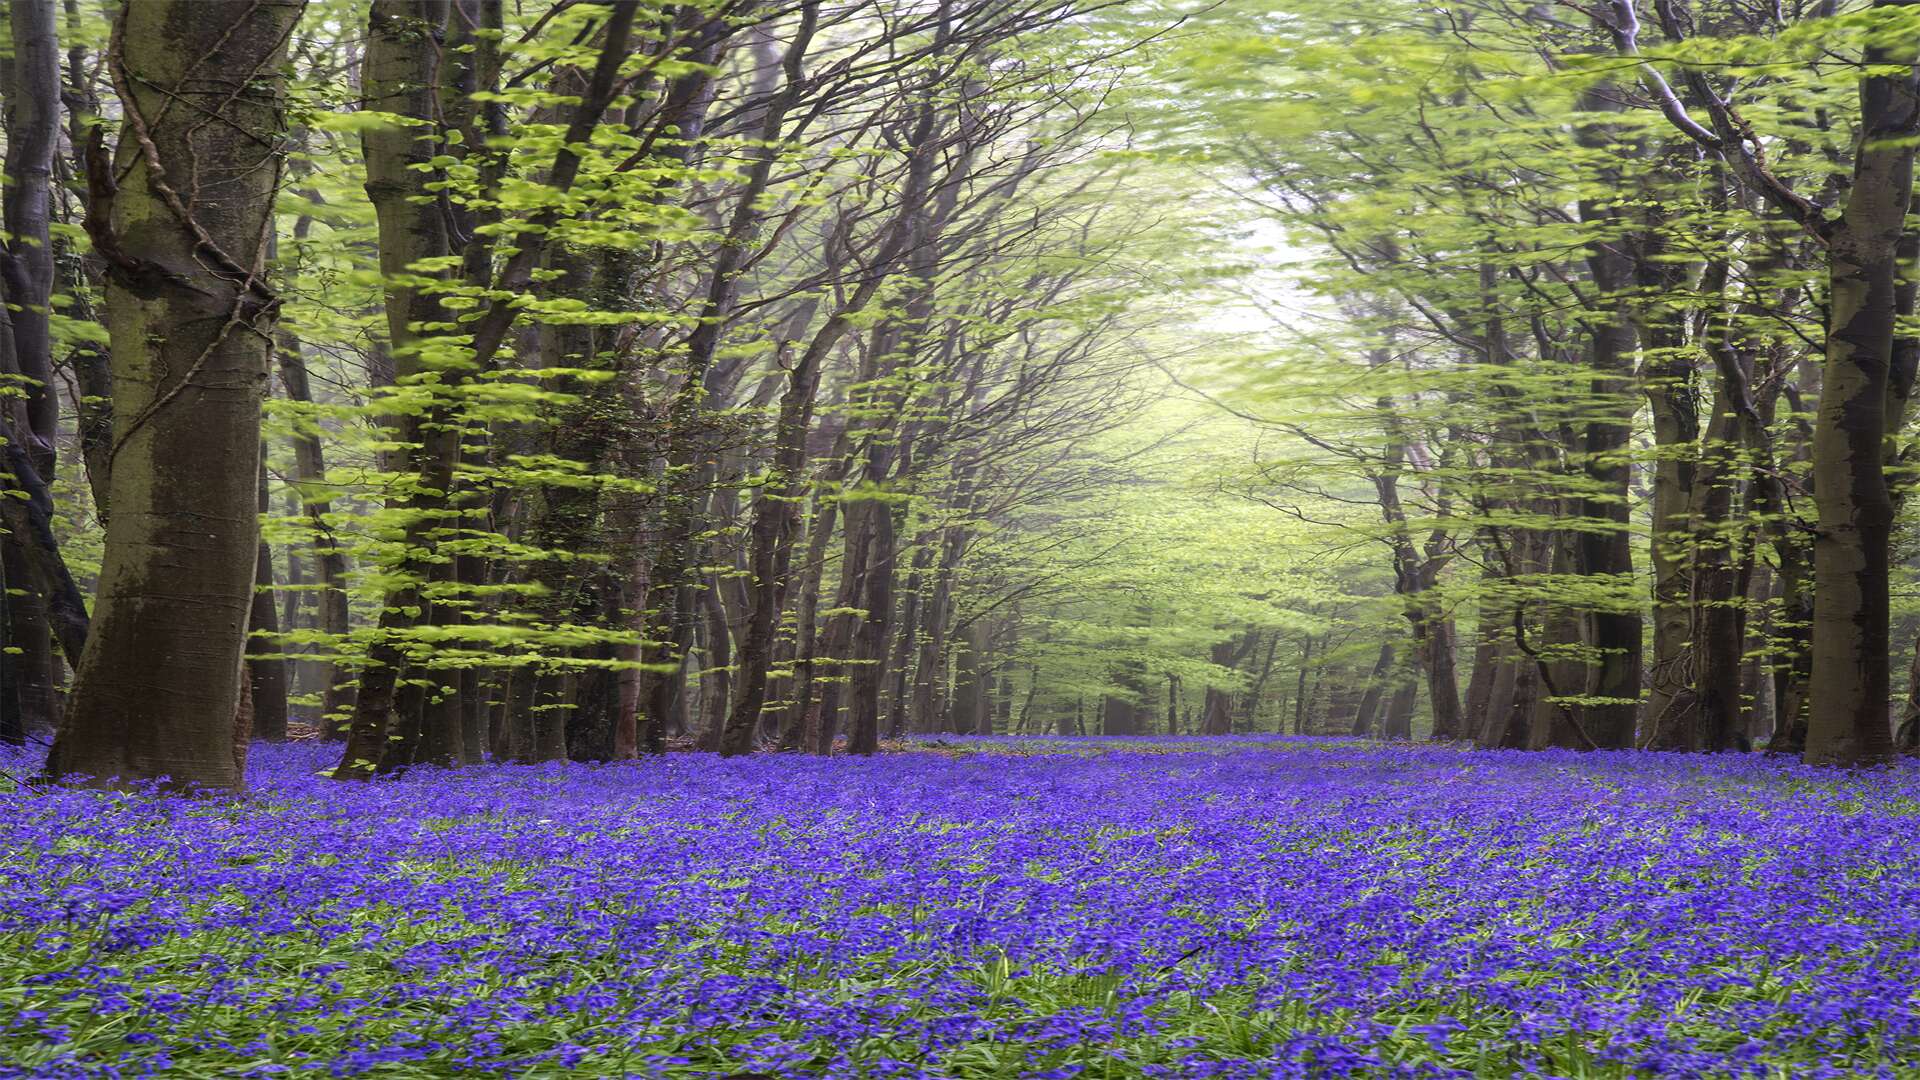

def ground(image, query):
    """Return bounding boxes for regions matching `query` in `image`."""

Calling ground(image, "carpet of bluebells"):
[4,737,1920,1078]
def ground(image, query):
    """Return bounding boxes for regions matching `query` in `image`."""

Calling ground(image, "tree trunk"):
[952,621,988,735]
[48,0,302,790]
[1382,676,1417,740]
[845,495,897,755]
[276,328,354,732]
[0,543,20,745]
[698,577,733,749]
[1641,312,1700,746]
[338,1,634,778]
[1351,643,1394,738]
[885,535,932,740]
[1805,43,1920,766]
[1422,607,1462,740]
[1897,627,1920,752]
[0,0,63,737]
[777,483,841,750]
[2,0,61,483]
[811,502,874,753]
[1293,633,1315,735]
[247,453,289,742]
[1574,78,1644,749]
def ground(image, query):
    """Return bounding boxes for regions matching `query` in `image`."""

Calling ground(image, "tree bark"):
[339,0,635,778]
[1805,34,1920,766]
[48,0,303,790]
[1350,643,1394,738]
[276,326,354,731]
[1576,143,1645,749]
[248,452,289,742]
[2,0,61,482]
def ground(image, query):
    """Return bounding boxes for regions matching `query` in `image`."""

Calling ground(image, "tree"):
[47,0,306,789]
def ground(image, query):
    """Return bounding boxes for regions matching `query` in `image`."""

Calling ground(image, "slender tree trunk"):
[0,544,18,745]
[698,578,733,749]
[248,452,289,742]
[952,621,988,735]
[723,306,847,756]
[846,495,897,755]
[276,329,354,731]
[912,508,972,732]
[1527,525,1590,750]
[777,483,840,750]
[1745,560,1776,746]
[612,547,653,758]
[1897,628,1920,752]
[1293,633,1315,736]
[1350,643,1394,738]
[1641,315,1700,745]
[1574,79,1644,749]
[811,502,875,753]
[1679,392,1747,752]
[884,535,932,740]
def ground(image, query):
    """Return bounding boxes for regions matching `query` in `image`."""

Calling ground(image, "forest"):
[4,0,1920,1076]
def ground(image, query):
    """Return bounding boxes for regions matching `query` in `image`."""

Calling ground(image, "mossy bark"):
[47,0,303,790]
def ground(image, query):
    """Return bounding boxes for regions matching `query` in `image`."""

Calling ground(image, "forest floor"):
[2,737,1917,1078]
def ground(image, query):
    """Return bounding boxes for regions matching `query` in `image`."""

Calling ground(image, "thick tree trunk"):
[1382,674,1416,739]
[48,0,302,790]
[532,670,570,762]
[1805,43,1920,766]
[1481,641,1530,749]
[338,0,460,774]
